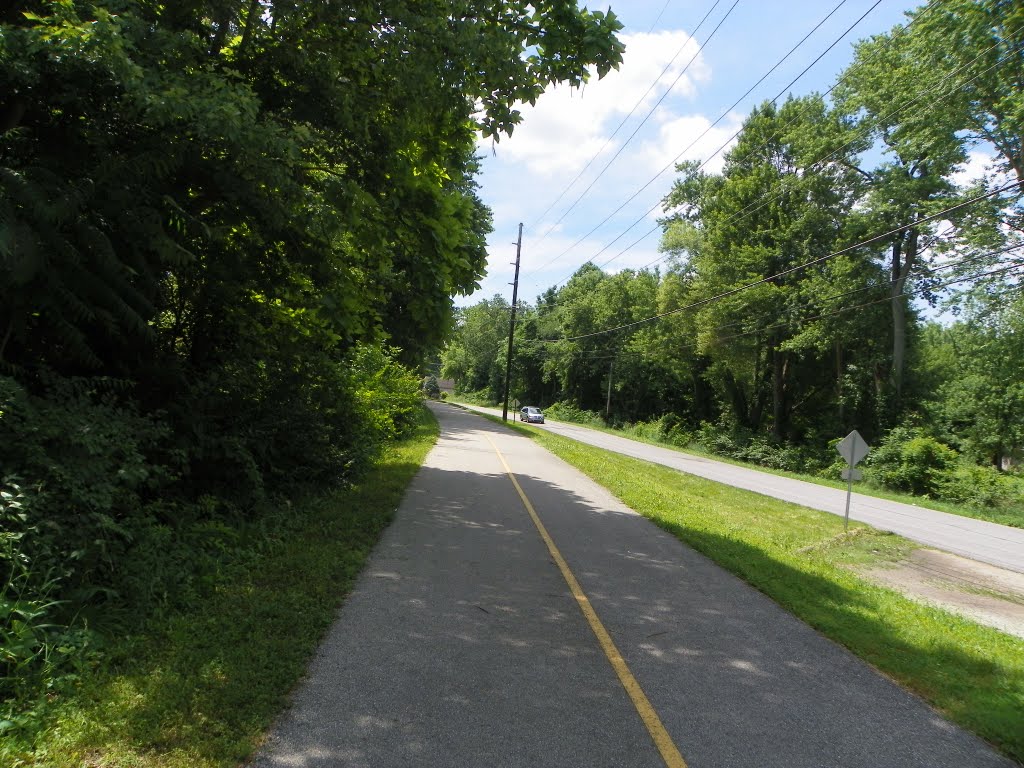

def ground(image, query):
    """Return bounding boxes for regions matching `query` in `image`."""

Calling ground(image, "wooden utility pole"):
[501,223,523,422]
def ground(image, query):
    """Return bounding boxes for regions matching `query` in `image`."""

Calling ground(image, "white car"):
[520,406,545,424]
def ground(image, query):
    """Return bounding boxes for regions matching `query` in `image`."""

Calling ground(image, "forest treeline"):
[443,0,1024,509]
[0,0,624,740]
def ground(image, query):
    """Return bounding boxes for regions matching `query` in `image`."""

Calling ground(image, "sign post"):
[835,429,870,532]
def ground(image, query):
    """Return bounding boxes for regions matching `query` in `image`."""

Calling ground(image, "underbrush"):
[449,389,499,407]
[620,413,693,448]
[1,405,437,767]
[544,401,604,427]
[0,344,424,756]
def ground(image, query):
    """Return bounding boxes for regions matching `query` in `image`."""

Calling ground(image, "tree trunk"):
[889,228,918,404]
[238,0,263,58]
[751,358,770,433]
[835,340,844,425]
[771,345,787,441]
[723,370,750,429]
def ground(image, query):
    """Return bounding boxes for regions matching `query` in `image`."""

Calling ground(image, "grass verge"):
[452,400,1023,528]
[490,413,1024,763]
[14,406,439,768]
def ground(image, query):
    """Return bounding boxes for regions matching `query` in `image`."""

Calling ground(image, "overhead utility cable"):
[648,0,673,33]
[525,0,741,264]
[523,241,1024,362]
[525,0,724,236]
[533,0,882,286]
[717,258,1024,345]
[544,179,1023,342]
[581,37,1010,281]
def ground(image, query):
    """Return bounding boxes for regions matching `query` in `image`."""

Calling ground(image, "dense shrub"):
[0,343,425,728]
[421,375,441,399]
[623,419,665,442]
[693,420,749,457]
[454,389,499,407]
[864,427,959,496]
[348,345,424,443]
[691,420,828,473]
[0,376,172,591]
[1,482,98,730]
[544,401,604,427]
[935,464,1024,509]
[740,438,820,472]
[623,413,693,448]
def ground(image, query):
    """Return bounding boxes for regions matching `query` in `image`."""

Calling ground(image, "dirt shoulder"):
[859,549,1024,639]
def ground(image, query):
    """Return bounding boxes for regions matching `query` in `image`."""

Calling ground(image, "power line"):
[524,0,741,270]
[520,238,1023,351]
[642,238,1024,340]
[648,0,674,33]
[716,257,1024,345]
[640,40,1014,265]
[525,0,724,237]
[572,35,1012,283]
[532,0,884,289]
[540,180,1023,342]
[535,0,968,292]
[511,242,1024,365]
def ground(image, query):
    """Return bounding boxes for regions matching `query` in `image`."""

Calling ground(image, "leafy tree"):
[441,296,512,400]
[0,0,627,728]
[662,97,870,439]
[922,297,1024,467]
[538,264,660,415]
[1,0,624,372]
[907,0,1024,189]
[832,3,1019,410]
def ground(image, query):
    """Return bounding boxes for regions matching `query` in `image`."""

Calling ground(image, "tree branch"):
[238,0,262,59]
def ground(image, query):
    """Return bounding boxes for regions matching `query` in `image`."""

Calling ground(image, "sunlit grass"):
[454,399,1023,528]
[497,415,1024,763]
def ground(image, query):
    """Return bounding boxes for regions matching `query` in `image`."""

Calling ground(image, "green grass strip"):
[501,417,1024,763]
[22,407,439,768]
[456,399,1023,529]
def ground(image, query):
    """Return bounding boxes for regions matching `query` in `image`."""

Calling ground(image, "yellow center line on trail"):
[485,434,688,768]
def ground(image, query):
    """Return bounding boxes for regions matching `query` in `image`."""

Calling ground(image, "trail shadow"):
[83,402,1019,767]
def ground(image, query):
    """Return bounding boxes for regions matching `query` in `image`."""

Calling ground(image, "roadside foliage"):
[443,0,1024,520]
[0,0,625,754]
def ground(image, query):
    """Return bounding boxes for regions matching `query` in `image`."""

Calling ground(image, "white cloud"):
[482,29,711,177]
[952,149,997,188]
[637,111,744,178]
[951,148,1018,193]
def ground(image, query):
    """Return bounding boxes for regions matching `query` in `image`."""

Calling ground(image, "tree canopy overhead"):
[0,0,624,370]
[0,1,626,736]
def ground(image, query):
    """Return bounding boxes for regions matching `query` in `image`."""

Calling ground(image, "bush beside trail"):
[0,345,423,747]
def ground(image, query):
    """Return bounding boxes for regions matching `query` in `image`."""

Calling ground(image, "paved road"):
[461,404,1024,574]
[252,403,1012,768]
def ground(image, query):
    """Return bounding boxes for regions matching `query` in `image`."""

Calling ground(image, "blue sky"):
[461,0,924,307]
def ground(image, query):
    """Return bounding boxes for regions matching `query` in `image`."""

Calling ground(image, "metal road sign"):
[836,430,870,466]
[835,430,870,532]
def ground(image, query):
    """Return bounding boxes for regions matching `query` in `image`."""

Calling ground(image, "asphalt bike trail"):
[252,403,1012,768]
